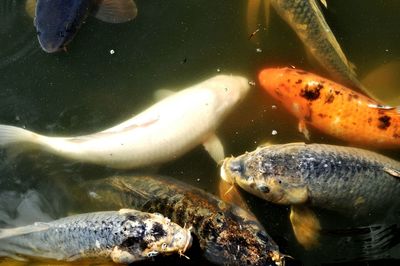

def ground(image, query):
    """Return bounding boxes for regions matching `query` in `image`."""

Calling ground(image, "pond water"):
[0,0,399,265]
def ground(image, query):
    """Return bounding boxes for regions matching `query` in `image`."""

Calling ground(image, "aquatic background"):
[0,0,399,265]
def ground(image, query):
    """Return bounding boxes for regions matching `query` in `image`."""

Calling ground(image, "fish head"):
[141,213,192,258]
[203,75,251,117]
[35,0,91,52]
[112,211,192,263]
[221,145,308,205]
[259,68,324,119]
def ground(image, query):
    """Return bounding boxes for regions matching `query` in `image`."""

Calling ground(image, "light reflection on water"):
[0,0,399,265]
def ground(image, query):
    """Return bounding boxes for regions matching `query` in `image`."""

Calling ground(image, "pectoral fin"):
[383,167,400,179]
[203,134,225,163]
[290,205,321,250]
[93,0,138,23]
[218,180,251,212]
[298,120,310,140]
[25,0,36,18]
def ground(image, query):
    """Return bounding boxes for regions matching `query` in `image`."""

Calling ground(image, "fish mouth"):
[220,158,235,184]
[178,225,193,259]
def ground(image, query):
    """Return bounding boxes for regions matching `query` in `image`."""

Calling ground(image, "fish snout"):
[168,226,192,255]
[220,157,245,184]
[38,36,65,53]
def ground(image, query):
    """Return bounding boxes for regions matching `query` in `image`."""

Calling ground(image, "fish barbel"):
[73,175,284,266]
[0,75,250,169]
[0,209,192,263]
[221,142,400,218]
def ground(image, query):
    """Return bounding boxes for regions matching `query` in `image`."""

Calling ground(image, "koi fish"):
[247,0,373,97]
[25,0,137,53]
[0,75,250,169]
[0,209,192,263]
[73,175,284,266]
[259,67,400,148]
[221,142,400,249]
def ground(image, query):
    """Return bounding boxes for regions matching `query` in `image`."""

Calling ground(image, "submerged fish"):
[27,0,137,52]
[73,175,284,266]
[0,75,250,169]
[0,209,192,263]
[221,142,400,217]
[247,0,372,96]
[259,67,400,148]
[221,142,400,250]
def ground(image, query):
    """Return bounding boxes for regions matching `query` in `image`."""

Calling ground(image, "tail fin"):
[0,223,49,239]
[0,125,40,146]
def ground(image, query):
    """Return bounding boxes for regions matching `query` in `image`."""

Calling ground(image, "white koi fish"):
[0,75,250,169]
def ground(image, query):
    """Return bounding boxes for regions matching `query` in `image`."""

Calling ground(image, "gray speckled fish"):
[221,142,400,217]
[0,209,192,263]
[221,143,400,249]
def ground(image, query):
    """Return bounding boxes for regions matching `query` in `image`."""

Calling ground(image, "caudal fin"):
[0,125,40,146]
[0,223,49,239]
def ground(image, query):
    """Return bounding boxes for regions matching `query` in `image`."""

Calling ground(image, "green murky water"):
[0,0,399,265]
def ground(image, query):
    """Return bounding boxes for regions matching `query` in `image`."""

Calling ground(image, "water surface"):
[0,0,399,265]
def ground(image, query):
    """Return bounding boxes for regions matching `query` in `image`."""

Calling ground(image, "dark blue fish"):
[30,0,137,53]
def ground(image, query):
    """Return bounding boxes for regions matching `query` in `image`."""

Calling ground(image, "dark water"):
[0,0,399,265]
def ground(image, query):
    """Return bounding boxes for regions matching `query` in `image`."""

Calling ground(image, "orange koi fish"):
[259,67,400,148]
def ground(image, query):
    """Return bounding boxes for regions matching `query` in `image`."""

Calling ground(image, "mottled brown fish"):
[74,175,284,266]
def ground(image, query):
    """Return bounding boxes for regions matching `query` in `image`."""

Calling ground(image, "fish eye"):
[161,243,167,250]
[147,251,159,257]
[257,184,270,193]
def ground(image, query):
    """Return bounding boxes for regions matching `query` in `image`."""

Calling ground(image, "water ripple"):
[0,0,39,69]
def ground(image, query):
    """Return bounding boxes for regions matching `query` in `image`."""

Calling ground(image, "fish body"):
[221,143,400,218]
[75,175,283,266]
[259,67,400,148]
[33,0,137,52]
[269,0,365,91]
[0,209,192,263]
[0,75,250,169]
